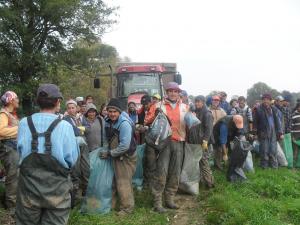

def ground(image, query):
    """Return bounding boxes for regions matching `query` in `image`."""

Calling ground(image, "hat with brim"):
[165,82,181,92]
[37,84,63,99]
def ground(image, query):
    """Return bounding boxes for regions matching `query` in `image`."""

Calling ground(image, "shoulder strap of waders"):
[27,116,61,154]
[97,116,104,147]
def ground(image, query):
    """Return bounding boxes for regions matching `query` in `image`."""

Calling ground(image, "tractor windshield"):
[117,73,161,97]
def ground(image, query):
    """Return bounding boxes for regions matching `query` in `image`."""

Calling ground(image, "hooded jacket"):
[105,112,135,157]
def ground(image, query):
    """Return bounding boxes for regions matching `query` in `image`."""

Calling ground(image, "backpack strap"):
[27,116,39,152]
[27,116,61,154]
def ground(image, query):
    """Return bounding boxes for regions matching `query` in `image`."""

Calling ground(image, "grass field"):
[1,166,300,225]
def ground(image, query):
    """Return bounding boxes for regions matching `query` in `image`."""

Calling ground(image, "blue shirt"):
[17,113,79,169]
[219,122,228,145]
[105,112,133,157]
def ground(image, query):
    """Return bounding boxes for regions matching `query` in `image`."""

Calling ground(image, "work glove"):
[77,126,86,135]
[201,140,208,151]
[99,151,110,159]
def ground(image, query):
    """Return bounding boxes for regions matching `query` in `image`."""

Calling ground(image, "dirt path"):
[170,194,205,225]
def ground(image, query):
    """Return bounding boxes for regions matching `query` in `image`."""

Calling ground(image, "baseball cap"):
[37,84,63,99]
[75,96,84,102]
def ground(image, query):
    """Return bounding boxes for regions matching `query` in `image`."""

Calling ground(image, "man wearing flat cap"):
[253,93,283,169]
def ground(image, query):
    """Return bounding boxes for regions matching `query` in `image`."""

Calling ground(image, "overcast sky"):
[103,0,300,99]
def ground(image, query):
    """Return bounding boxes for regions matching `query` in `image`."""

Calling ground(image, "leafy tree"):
[43,40,118,108]
[0,0,118,114]
[247,82,280,106]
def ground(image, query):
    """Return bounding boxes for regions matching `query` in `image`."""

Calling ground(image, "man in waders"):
[0,91,20,214]
[16,84,78,225]
[145,82,189,213]
[101,98,137,216]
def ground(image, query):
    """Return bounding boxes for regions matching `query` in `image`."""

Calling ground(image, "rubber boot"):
[153,195,167,213]
[165,196,179,209]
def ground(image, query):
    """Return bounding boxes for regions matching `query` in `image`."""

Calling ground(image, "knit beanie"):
[107,98,122,113]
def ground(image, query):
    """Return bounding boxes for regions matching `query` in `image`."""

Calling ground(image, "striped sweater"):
[291,111,300,140]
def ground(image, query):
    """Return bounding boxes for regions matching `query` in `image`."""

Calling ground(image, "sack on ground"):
[81,147,114,214]
[184,112,201,129]
[277,142,288,167]
[179,143,203,195]
[243,151,254,172]
[145,112,172,151]
[252,140,260,154]
[283,133,293,168]
[227,136,252,182]
[132,144,145,190]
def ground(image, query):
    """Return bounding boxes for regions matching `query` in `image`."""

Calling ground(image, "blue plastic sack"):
[81,147,114,214]
[184,112,201,129]
[132,144,145,190]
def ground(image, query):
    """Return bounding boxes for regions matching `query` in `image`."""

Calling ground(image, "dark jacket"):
[253,105,282,140]
[195,106,214,144]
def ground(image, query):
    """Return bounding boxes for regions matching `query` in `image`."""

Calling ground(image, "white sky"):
[103,0,300,98]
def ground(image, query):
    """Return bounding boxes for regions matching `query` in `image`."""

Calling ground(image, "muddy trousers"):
[151,141,184,204]
[16,206,70,225]
[71,144,90,196]
[0,144,19,208]
[112,153,137,212]
[143,145,157,187]
[259,132,278,168]
[213,144,223,170]
[199,151,214,188]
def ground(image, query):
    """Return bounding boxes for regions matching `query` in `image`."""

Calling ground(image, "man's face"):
[282,100,289,107]
[211,99,220,108]
[101,106,108,117]
[128,103,136,112]
[262,98,271,106]
[220,94,227,101]
[231,100,238,108]
[67,103,77,117]
[238,99,245,108]
[152,97,159,104]
[108,108,120,121]
[80,104,87,114]
[297,106,300,113]
[275,100,283,107]
[167,89,180,102]
[144,102,151,110]
[195,100,204,109]
[87,110,97,120]
[86,98,93,104]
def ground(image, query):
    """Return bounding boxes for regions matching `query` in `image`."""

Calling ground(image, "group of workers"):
[0,81,299,225]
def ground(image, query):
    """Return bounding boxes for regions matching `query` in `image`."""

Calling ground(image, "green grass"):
[203,168,300,225]
[68,190,171,225]
[1,165,300,225]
